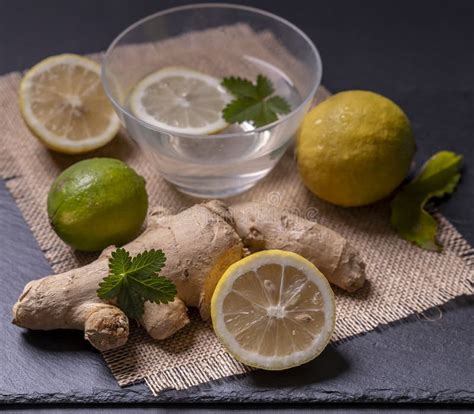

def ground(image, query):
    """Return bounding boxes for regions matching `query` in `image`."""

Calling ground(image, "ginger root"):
[12,201,365,351]
[228,203,366,292]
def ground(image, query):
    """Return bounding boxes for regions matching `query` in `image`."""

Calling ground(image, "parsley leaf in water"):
[221,75,291,128]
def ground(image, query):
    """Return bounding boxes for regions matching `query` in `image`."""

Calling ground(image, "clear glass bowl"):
[102,3,322,198]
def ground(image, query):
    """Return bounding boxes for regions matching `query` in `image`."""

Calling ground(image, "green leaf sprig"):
[97,248,176,319]
[390,151,463,251]
[221,74,291,127]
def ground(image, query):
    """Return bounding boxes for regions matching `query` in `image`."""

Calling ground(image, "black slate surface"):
[1,175,473,406]
[4,406,474,414]
[0,0,473,409]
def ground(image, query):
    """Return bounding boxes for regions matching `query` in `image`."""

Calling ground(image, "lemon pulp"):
[211,250,335,370]
[20,54,120,154]
[129,67,231,135]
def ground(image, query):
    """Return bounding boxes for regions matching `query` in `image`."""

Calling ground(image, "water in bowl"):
[123,57,305,198]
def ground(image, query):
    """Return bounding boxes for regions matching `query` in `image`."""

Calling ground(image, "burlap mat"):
[1,25,473,396]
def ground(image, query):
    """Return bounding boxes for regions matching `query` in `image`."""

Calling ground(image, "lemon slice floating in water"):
[19,54,120,154]
[211,250,336,370]
[129,67,231,135]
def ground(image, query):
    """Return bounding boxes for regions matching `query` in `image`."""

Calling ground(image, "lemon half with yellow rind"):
[19,54,120,154]
[211,250,336,370]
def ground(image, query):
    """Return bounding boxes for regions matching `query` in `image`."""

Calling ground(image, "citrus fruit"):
[19,54,120,154]
[297,90,415,207]
[47,158,148,251]
[129,67,231,135]
[211,250,335,370]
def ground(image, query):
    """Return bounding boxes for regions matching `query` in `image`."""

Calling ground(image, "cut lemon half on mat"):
[211,250,336,370]
[129,67,231,135]
[19,54,120,154]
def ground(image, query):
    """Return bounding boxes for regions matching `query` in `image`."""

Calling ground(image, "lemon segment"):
[211,250,335,370]
[129,67,231,135]
[19,54,120,154]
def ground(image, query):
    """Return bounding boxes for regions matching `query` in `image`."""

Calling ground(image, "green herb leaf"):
[265,95,292,114]
[129,249,167,277]
[390,151,463,251]
[117,282,145,320]
[131,276,177,304]
[108,248,132,279]
[97,248,176,319]
[255,74,273,99]
[221,77,258,99]
[221,74,291,128]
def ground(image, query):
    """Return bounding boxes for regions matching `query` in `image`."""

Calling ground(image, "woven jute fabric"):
[1,25,473,396]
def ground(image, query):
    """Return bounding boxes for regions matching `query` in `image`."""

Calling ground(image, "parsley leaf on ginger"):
[97,248,176,320]
[221,75,291,128]
[390,151,463,251]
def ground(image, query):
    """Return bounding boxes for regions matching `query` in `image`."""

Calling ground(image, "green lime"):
[47,158,148,251]
[297,90,415,207]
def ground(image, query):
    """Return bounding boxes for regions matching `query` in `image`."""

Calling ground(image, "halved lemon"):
[211,250,336,370]
[129,67,231,135]
[19,54,120,154]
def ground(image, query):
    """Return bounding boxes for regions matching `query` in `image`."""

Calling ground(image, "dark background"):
[0,0,473,412]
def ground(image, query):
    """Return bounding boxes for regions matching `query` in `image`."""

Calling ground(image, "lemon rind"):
[211,250,336,370]
[19,54,121,154]
[129,66,231,135]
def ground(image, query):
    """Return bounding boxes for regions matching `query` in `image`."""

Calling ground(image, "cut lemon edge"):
[211,250,336,370]
[19,54,120,154]
[129,67,231,135]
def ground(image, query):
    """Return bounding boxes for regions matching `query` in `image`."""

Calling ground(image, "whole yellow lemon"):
[297,90,415,207]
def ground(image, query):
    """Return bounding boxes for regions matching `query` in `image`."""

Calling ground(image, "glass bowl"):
[102,3,322,198]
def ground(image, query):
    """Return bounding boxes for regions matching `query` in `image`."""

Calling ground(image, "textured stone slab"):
[1,0,473,407]
[1,178,473,404]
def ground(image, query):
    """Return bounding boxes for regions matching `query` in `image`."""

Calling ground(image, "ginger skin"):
[12,201,365,351]
[228,203,366,292]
